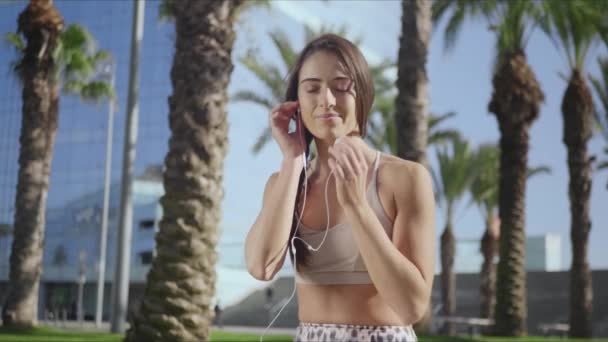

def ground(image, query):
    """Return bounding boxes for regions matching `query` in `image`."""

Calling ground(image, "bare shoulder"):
[379,154,431,187]
[378,154,434,207]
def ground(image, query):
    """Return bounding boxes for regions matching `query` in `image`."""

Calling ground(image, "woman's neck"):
[307,137,376,185]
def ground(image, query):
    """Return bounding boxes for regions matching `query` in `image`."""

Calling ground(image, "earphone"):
[259,106,340,342]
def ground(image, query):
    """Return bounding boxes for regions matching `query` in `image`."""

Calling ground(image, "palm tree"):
[124,1,245,341]
[470,143,550,329]
[469,143,500,327]
[433,0,544,335]
[395,0,432,168]
[590,56,608,189]
[433,136,477,335]
[2,0,113,328]
[537,1,608,336]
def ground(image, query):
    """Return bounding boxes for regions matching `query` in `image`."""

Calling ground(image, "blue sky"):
[222,0,608,271]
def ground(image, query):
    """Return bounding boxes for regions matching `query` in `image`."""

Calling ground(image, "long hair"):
[285,34,374,269]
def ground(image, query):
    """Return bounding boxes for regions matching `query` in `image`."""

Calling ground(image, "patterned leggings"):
[294,322,417,342]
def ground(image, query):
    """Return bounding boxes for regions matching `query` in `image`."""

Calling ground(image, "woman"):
[244,34,435,342]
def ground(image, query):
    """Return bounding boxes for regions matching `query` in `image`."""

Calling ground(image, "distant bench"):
[538,323,569,338]
[433,316,494,336]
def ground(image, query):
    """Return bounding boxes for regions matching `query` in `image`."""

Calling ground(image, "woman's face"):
[297,50,358,141]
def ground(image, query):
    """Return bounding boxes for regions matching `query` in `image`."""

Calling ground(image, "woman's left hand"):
[328,136,370,209]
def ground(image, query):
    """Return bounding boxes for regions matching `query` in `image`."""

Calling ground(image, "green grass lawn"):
[2,326,608,342]
[0,326,292,342]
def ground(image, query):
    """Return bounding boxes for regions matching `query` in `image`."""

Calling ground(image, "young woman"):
[245,34,435,342]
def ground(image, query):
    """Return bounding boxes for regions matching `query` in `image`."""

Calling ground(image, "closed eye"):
[305,84,352,94]
[334,79,353,92]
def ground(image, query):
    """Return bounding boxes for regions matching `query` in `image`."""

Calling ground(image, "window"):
[139,219,155,230]
[139,251,153,265]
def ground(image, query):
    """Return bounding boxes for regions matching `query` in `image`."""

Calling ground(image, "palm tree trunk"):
[562,70,593,338]
[2,0,63,328]
[396,0,432,332]
[489,51,544,337]
[124,1,243,341]
[395,0,431,168]
[440,222,455,336]
[480,214,498,330]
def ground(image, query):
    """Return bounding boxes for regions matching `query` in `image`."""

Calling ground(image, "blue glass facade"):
[0,0,273,319]
[0,0,179,320]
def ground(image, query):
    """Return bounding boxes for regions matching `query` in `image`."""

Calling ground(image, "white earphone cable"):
[259,108,335,341]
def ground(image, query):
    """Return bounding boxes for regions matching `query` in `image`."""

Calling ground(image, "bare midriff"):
[296,283,411,326]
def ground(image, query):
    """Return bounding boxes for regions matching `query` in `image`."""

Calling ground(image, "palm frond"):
[63,80,114,103]
[527,165,552,178]
[268,29,297,70]
[60,24,94,53]
[52,24,114,103]
[469,143,499,213]
[432,0,498,53]
[537,0,604,71]
[251,126,273,155]
[428,111,461,147]
[369,59,396,95]
[435,136,477,221]
[79,81,115,103]
[158,0,174,21]
[589,56,608,141]
[429,129,461,146]
[4,32,24,77]
[239,53,285,101]
[429,111,457,128]
[230,90,274,110]
[4,32,24,52]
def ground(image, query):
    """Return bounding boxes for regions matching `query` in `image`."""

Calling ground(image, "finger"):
[353,145,368,174]
[271,102,298,122]
[271,111,290,128]
[277,101,299,116]
[272,108,293,124]
[329,156,345,180]
[342,139,367,175]
[333,145,356,179]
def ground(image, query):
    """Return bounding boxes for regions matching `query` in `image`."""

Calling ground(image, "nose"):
[318,86,336,109]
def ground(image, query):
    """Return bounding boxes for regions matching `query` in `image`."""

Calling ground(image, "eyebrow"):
[299,76,351,85]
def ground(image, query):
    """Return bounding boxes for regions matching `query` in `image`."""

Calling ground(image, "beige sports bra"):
[295,151,394,285]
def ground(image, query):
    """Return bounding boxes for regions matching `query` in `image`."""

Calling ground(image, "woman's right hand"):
[270,101,306,161]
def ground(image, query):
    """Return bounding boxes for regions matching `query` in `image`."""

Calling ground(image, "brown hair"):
[285,33,374,269]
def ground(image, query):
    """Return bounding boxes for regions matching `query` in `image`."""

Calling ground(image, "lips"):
[316,112,341,119]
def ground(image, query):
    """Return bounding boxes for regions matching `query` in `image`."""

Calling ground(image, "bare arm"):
[345,162,436,324]
[245,157,303,281]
